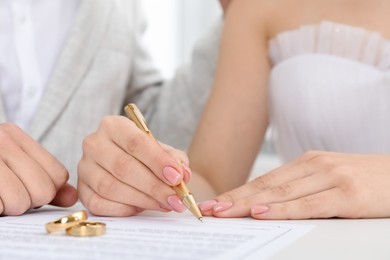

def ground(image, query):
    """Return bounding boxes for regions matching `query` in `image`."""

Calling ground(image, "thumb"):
[49,183,78,207]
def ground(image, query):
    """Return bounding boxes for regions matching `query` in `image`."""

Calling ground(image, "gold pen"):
[124,103,203,222]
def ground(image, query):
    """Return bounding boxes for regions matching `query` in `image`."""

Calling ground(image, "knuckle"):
[0,129,16,148]
[86,194,104,215]
[77,159,91,180]
[125,133,145,155]
[252,175,272,190]
[31,183,57,207]
[96,177,116,197]
[82,134,98,154]
[55,165,69,185]
[5,199,30,216]
[0,122,19,134]
[0,124,24,147]
[271,183,292,197]
[309,153,335,168]
[112,154,132,179]
[100,116,115,129]
[333,166,358,191]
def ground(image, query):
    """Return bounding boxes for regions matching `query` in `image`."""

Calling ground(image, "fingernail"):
[198,200,218,212]
[251,205,269,215]
[167,195,186,213]
[213,202,233,212]
[182,163,192,182]
[159,203,173,212]
[163,166,182,185]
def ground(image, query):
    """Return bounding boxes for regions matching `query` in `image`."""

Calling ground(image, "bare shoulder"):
[225,0,313,40]
[225,0,390,41]
[231,0,390,40]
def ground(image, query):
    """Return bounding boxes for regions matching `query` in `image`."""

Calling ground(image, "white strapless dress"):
[268,21,390,162]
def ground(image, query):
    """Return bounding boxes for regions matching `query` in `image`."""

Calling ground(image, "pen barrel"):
[172,182,190,198]
[124,103,202,221]
[173,183,202,219]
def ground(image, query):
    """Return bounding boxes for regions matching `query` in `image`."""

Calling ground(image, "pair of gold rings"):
[45,210,106,237]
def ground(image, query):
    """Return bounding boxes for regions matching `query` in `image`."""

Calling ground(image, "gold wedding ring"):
[46,210,106,237]
[66,222,106,237]
[46,210,88,233]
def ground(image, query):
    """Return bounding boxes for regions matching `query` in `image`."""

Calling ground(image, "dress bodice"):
[268,21,390,162]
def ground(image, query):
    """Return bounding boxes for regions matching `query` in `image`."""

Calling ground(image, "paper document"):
[0,207,313,259]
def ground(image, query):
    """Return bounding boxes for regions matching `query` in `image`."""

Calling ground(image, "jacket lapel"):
[29,0,111,141]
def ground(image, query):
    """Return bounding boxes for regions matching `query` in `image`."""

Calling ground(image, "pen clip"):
[124,104,155,139]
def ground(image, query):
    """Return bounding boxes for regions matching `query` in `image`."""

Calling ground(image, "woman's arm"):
[188,0,272,195]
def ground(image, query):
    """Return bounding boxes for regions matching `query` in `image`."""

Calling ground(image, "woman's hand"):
[0,123,77,216]
[77,116,191,217]
[198,151,390,219]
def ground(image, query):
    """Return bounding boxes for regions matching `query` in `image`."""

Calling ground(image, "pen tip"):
[198,217,203,223]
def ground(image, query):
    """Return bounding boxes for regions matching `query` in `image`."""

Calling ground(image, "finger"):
[78,180,141,217]
[78,159,171,212]
[1,140,57,208]
[215,156,317,203]
[212,172,335,218]
[161,143,191,182]
[0,160,31,215]
[160,143,189,165]
[98,116,185,185]
[3,124,68,189]
[250,188,342,220]
[81,136,178,208]
[49,183,78,207]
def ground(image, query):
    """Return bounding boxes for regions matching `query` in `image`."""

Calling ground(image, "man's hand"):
[0,123,77,216]
[77,116,191,217]
[198,151,390,219]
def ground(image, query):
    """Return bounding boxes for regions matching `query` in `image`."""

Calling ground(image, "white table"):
[250,154,390,259]
[271,218,390,259]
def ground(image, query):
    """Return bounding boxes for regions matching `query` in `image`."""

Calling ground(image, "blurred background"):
[141,0,281,178]
[142,0,221,78]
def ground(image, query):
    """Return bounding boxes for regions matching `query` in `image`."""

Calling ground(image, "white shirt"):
[0,0,80,130]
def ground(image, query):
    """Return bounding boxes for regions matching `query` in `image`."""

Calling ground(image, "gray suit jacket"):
[0,0,221,185]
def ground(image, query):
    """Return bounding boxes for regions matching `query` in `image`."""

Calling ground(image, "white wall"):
[141,0,221,78]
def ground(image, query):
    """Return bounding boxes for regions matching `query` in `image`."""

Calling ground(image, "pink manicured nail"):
[198,200,218,212]
[251,205,269,215]
[163,166,182,185]
[182,163,192,182]
[213,202,233,212]
[168,195,186,213]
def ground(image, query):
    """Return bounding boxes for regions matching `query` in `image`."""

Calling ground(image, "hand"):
[77,116,191,217]
[198,151,390,219]
[0,123,77,216]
